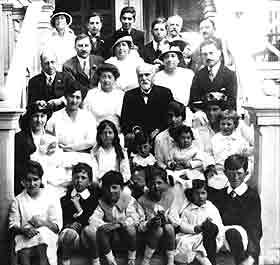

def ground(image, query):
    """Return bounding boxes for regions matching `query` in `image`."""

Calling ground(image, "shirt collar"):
[140,87,152,96]
[44,72,56,80]
[77,56,89,66]
[121,28,131,34]
[188,201,209,210]
[71,188,91,200]
[88,31,100,38]
[208,61,221,78]
[227,182,248,196]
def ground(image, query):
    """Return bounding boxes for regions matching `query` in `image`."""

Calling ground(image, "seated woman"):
[138,166,176,265]
[105,32,144,91]
[14,100,58,195]
[91,120,131,182]
[9,160,62,265]
[83,63,124,125]
[152,46,194,125]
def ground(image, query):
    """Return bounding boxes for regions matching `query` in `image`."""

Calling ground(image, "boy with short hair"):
[210,154,262,265]
[86,170,143,265]
[58,163,99,265]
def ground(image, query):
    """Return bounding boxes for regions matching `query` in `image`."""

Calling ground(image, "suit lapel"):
[89,55,98,80]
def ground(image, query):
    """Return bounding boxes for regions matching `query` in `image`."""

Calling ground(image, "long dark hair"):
[96,120,124,162]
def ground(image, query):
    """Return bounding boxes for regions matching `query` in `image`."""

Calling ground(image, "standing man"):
[166,15,184,42]
[27,49,72,111]
[120,63,173,141]
[189,39,237,111]
[105,6,144,58]
[63,33,104,90]
[143,17,169,65]
[85,12,106,57]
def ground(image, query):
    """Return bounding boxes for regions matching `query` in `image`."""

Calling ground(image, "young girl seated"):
[167,125,205,182]
[131,131,156,167]
[207,110,253,189]
[58,163,100,265]
[9,160,62,265]
[85,171,142,265]
[168,179,224,265]
[92,119,131,182]
[138,166,176,265]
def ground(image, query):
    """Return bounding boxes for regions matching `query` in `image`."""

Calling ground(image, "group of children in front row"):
[9,153,262,265]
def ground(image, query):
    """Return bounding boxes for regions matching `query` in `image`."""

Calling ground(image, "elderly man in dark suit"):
[27,49,72,111]
[105,6,144,58]
[189,38,237,110]
[143,17,169,66]
[63,33,104,90]
[120,63,173,141]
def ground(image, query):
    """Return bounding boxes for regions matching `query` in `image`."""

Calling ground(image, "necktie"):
[82,60,89,78]
[46,76,53,86]
[209,68,214,82]
[155,42,161,58]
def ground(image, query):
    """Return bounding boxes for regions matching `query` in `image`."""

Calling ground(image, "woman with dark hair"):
[91,120,131,182]
[46,80,96,152]
[105,32,144,91]
[83,63,124,126]
[14,100,55,195]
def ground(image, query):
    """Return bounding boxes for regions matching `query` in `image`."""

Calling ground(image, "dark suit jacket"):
[27,71,72,110]
[143,41,160,64]
[14,130,36,195]
[62,55,104,89]
[104,28,145,59]
[189,63,237,110]
[209,187,262,261]
[120,85,173,135]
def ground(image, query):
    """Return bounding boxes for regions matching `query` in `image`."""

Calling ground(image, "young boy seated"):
[58,162,100,265]
[85,170,143,265]
[210,154,262,265]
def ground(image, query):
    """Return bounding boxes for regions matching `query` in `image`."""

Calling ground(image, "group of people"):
[11,5,262,265]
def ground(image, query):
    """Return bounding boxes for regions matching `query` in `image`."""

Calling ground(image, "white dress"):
[105,51,144,92]
[9,189,62,265]
[83,88,124,125]
[168,199,224,264]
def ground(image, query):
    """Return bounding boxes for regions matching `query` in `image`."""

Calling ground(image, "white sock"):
[128,250,136,260]
[91,257,100,265]
[166,250,175,265]
[105,250,117,265]
[61,259,71,265]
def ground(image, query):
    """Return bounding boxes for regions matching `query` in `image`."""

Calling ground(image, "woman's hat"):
[19,100,52,131]
[50,11,72,28]
[111,31,133,50]
[96,63,120,80]
[159,45,183,61]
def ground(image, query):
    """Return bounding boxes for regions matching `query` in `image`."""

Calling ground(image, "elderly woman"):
[14,101,56,195]
[83,63,124,125]
[45,11,76,71]
[153,46,194,125]
[105,32,144,91]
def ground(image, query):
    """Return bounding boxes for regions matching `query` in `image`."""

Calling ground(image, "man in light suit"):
[120,63,173,140]
[27,49,72,111]
[189,38,237,111]
[63,33,104,90]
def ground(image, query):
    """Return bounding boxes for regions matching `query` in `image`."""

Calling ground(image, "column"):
[244,103,280,265]
[0,108,22,265]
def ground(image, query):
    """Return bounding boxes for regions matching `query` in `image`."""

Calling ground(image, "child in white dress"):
[131,131,156,167]
[169,179,224,265]
[9,160,62,265]
[207,110,253,189]
[167,125,205,183]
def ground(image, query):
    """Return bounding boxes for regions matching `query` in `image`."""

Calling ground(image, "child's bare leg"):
[81,226,99,265]
[195,252,212,265]
[163,224,176,265]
